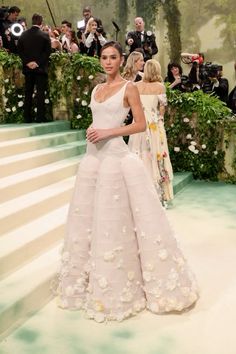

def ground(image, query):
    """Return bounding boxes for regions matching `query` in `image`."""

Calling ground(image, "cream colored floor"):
[1,181,236,354]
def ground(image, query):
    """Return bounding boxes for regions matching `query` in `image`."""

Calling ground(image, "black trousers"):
[24,72,48,123]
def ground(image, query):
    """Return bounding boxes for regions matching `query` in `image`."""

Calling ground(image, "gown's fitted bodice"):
[87,82,130,158]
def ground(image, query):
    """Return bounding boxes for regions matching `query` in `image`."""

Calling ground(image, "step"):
[0,121,71,141]
[0,140,86,177]
[173,172,193,195]
[0,130,86,157]
[0,156,82,203]
[0,176,75,235]
[0,205,68,280]
[0,245,60,339]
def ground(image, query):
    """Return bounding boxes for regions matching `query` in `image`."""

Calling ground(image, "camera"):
[96,26,104,34]
[199,62,222,80]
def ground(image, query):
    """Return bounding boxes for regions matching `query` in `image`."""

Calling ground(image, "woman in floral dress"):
[129,59,174,204]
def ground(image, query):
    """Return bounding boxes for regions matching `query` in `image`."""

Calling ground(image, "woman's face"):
[91,21,97,32]
[135,56,145,72]
[171,66,180,76]
[65,29,72,39]
[100,46,123,75]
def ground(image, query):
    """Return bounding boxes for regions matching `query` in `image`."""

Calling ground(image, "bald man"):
[126,17,158,61]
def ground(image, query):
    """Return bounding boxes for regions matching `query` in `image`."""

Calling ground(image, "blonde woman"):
[83,17,106,57]
[129,59,174,204]
[122,51,145,143]
[123,51,145,82]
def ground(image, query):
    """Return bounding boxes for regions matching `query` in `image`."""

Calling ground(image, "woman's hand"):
[86,127,111,143]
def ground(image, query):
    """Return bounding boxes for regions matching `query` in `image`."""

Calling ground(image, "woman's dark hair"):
[166,62,183,82]
[100,41,123,57]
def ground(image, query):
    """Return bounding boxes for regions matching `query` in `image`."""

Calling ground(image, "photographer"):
[83,17,106,57]
[165,63,191,92]
[1,6,21,54]
[126,17,158,61]
[200,64,229,103]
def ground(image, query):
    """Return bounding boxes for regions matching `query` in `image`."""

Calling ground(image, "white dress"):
[129,93,174,202]
[56,81,198,322]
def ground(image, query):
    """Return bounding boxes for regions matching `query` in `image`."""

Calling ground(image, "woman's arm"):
[87,82,146,143]
[84,32,94,48]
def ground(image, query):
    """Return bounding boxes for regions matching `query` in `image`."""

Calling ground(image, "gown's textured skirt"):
[56,141,198,322]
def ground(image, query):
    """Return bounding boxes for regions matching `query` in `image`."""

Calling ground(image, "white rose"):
[207,120,211,124]
[193,149,199,154]
[190,141,197,146]
[81,100,87,106]
[18,94,23,98]
[186,134,192,139]
[45,98,50,104]
[4,78,9,83]
[201,144,206,149]
[88,75,94,80]
[76,114,82,119]
[75,98,80,102]
[77,75,81,80]
[214,150,218,155]
[5,108,11,112]
[18,101,24,107]
[3,97,8,103]
[146,31,152,36]
[183,117,189,123]
[12,106,16,112]
[174,147,180,152]
[188,145,195,152]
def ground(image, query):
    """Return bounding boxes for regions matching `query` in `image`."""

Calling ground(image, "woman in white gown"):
[129,59,174,203]
[56,41,198,322]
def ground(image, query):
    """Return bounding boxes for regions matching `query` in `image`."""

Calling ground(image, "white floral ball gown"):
[56,81,198,322]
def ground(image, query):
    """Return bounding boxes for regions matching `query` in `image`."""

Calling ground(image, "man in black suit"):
[17,13,51,123]
[126,17,158,61]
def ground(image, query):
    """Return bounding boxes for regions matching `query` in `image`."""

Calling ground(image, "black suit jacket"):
[126,30,158,61]
[17,26,51,75]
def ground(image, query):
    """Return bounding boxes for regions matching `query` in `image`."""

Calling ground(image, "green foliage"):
[48,52,103,129]
[165,87,233,180]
